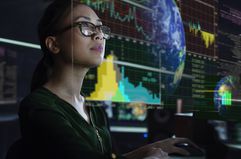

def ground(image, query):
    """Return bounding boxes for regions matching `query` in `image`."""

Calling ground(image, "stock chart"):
[1,0,240,123]
[82,0,160,106]
[80,0,241,122]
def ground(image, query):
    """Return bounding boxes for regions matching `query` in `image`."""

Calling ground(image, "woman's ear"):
[45,36,60,54]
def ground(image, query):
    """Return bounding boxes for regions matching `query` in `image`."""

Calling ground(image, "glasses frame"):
[54,21,111,40]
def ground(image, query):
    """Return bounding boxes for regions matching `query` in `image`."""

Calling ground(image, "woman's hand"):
[143,147,169,159]
[148,137,197,155]
[123,146,169,159]
[123,137,200,159]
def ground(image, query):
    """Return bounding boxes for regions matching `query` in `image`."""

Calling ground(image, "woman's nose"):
[93,32,104,41]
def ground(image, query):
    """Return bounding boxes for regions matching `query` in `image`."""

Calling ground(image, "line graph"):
[188,21,215,48]
[84,0,154,41]
[179,0,217,57]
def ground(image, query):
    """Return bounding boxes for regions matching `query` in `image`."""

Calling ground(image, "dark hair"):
[31,0,81,92]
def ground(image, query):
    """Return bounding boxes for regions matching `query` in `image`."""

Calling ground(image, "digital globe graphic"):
[214,75,237,115]
[152,0,186,94]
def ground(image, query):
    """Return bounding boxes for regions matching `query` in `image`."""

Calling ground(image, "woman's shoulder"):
[19,87,58,112]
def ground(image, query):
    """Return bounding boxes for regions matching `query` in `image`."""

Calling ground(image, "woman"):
[18,0,197,159]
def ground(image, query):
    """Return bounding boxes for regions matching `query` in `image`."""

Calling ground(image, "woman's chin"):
[92,59,104,67]
[85,58,104,68]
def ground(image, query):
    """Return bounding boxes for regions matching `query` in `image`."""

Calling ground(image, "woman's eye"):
[88,26,96,31]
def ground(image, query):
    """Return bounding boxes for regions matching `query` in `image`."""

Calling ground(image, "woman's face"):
[56,4,106,68]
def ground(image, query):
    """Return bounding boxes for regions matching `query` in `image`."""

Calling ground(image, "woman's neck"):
[43,65,90,123]
[44,64,88,103]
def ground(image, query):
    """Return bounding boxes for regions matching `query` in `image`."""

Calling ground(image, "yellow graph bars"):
[189,22,215,48]
[201,31,215,48]
[86,54,119,101]
[86,53,160,104]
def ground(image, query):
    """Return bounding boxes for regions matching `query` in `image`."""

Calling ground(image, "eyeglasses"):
[55,21,111,40]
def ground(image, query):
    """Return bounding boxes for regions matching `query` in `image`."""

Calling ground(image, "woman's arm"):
[122,137,200,159]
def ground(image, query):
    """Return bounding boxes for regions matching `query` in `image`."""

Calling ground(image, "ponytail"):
[31,0,84,92]
[30,54,53,92]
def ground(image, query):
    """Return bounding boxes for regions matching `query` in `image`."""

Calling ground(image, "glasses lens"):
[100,26,111,39]
[78,22,111,39]
[80,22,95,36]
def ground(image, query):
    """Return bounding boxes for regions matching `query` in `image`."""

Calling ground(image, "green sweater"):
[18,87,120,159]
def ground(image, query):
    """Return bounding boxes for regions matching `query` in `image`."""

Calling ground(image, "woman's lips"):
[90,45,103,53]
